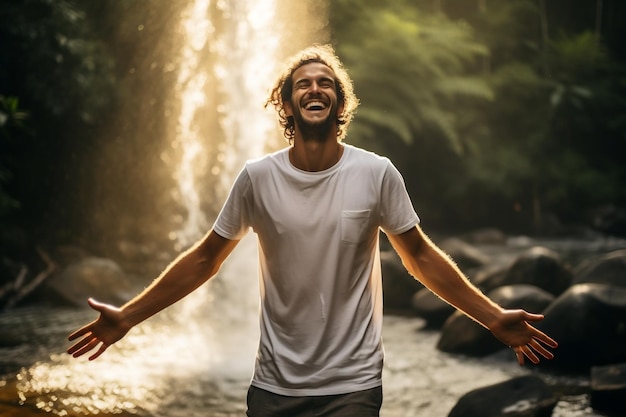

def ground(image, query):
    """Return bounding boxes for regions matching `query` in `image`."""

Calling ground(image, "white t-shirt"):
[213,144,419,396]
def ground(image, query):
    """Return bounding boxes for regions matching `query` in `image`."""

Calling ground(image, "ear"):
[284,100,293,117]
[336,101,345,118]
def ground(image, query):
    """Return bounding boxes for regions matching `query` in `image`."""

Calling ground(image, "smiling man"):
[67,44,557,417]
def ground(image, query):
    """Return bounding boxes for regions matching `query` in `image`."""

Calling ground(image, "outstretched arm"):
[67,230,239,360]
[386,225,557,366]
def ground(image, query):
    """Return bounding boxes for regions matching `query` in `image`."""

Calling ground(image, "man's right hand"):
[67,298,132,360]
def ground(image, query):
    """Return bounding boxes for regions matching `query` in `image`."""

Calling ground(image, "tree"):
[331,0,492,154]
[462,0,626,232]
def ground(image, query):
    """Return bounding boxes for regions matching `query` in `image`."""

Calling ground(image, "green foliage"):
[469,8,626,230]
[330,0,492,154]
[0,0,115,122]
[330,0,626,233]
[0,95,28,136]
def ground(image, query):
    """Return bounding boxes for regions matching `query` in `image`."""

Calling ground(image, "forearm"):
[119,252,209,327]
[119,231,237,329]
[414,246,501,326]
[389,228,503,329]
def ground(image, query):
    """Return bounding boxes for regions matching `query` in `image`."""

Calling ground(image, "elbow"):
[197,255,221,281]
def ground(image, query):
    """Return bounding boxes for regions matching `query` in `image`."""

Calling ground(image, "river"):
[0,311,606,417]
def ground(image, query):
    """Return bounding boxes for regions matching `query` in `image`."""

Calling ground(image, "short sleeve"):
[379,160,420,234]
[212,167,253,240]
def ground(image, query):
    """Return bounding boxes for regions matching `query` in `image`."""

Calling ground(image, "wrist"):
[118,304,142,331]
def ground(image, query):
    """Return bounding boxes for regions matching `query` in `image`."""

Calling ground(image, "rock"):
[51,245,92,267]
[573,249,626,288]
[44,257,135,306]
[472,263,509,292]
[436,285,554,357]
[437,310,502,356]
[411,288,455,328]
[381,250,423,313]
[488,285,555,314]
[439,237,491,270]
[536,283,626,372]
[448,375,558,417]
[502,247,572,296]
[590,363,626,416]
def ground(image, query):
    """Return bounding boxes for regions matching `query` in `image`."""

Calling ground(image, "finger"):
[535,332,559,348]
[522,313,558,348]
[87,297,106,311]
[71,338,101,358]
[521,311,544,322]
[530,339,554,360]
[89,343,109,361]
[69,338,98,357]
[514,348,524,366]
[68,323,94,341]
[521,345,540,365]
[67,333,95,354]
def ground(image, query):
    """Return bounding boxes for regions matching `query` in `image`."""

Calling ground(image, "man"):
[68,44,557,417]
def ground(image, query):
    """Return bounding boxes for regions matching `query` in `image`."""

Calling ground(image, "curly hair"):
[265,44,359,143]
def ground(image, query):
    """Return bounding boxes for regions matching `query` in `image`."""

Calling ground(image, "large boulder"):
[437,310,501,357]
[488,284,556,314]
[44,256,136,306]
[437,285,555,357]
[590,363,626,416]
[448,375,558,417]
[536,283,626,372]
[573,249,626,288]
[411,288,455,328]
[472,263,509,292]
[438,237,491,271]
[381,249,423,313]
[480,247,572,296]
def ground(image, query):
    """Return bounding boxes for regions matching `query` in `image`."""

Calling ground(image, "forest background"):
[1,0,625,261]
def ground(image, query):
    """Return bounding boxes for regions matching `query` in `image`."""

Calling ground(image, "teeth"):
[305,101,326,110]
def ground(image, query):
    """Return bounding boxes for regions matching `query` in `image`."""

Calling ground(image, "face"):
[285,62,343,141]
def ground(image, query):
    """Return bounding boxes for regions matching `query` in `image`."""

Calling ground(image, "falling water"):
[169,0,214,248]
[166,0,330,381]
[170,0,328,249]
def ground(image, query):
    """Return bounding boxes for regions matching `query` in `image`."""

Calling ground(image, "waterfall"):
[167,0,329,378]
[12,1,329,416]
[171,0,329,249]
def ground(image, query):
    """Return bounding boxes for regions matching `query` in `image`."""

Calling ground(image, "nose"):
[309,81,321,93]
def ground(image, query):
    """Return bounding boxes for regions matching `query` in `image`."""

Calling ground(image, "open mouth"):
[304,101,327,111]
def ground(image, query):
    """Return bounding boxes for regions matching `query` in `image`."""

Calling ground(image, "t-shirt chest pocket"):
[341,210,371,243]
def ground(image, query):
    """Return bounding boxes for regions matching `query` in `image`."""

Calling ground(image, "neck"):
[289,139,344,172]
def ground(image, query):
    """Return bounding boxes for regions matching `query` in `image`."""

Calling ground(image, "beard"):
[291,106,336,143]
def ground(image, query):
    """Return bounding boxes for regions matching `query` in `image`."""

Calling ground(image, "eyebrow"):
[294,75,336,86]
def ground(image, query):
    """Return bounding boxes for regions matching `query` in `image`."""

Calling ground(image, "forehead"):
[292,62,336,83]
